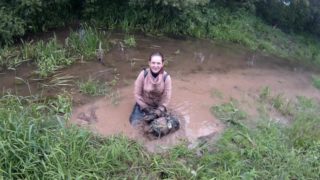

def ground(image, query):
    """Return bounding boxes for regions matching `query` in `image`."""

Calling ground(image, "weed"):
[211,100,247,125]
[271,94,294,116]
[259,86,271,101]
[123,35,136,47]
[66,25,106,60]
[35,36,73,77]
[0,46,22,70]
[77,78,110,96]
[0,94,151,179]
[1,93,320,179]
[288,96,320,148]
[311,75,320,89]
[20,40,36,62]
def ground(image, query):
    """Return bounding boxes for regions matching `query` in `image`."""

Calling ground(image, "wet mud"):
[2,33,320,152]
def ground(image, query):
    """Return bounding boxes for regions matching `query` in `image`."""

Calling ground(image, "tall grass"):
[206,97,320,179]
[1,91,320,179]
[34,36,74,77]
[0,93,150,179]
[66,25,107,60]
[0,25,108,76]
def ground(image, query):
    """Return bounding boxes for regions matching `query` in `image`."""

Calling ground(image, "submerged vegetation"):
[77,78,110,96]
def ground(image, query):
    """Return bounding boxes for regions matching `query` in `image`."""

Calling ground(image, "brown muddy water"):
[1,32,320,152]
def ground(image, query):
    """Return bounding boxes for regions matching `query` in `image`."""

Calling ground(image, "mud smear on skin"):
[2,33,320,152]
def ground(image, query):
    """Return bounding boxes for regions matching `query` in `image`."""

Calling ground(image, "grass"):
[84,3,320,68]
[211,100,247,125]
[259,86,271,102]
[1,91,320,179]
[0,93,148,179]
[77,75,121,105]
[0,25,108,77]
[312,75,320,89]
[66,25,107,60]
[208,97,320,179]
[258,87,295,117]
[77,78,110,96]
[123,35,136,47]
[0,46,23,70]
[34,36,74,77]
[208,10,320,67]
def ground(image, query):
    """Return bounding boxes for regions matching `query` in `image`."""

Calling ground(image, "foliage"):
[0,46,22,70]
[201,97,320,179]
[0,7,25,46]
[34,37,74,77]
[288,96,320,148]
[0,93,149,179]
[312,75,320,89]
[1,91,320,179]
[66,25,106,60]
[211,100,247,125]
[129,0,209,9]
[0,0,82,46]
[123,35,136,47]
[77,78,110,96]
[256,0,310,32]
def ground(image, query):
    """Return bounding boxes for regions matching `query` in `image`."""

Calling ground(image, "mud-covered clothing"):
[134,68,172,110]
[129,103,145,126]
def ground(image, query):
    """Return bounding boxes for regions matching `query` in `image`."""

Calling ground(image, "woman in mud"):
[129,52,172,126]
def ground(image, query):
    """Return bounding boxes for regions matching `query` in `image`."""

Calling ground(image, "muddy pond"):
[2,32,320,152]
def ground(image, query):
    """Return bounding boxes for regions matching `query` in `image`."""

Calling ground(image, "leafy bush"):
[0,7,25,46]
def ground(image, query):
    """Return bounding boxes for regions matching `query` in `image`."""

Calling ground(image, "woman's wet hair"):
[149,52,164,62]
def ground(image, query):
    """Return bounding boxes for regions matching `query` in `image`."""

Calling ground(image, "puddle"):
[70,75,225,152]
[2,32,320,152]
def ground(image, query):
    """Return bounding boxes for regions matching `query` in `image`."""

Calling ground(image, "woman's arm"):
[134,71,148,109]
[160,75,172,108]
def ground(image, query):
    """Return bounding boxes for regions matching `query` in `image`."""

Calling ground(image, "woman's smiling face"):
[149,55,163,73]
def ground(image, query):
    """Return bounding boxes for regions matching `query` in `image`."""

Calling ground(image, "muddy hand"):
[143,113,158,122]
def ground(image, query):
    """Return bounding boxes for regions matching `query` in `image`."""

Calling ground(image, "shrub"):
[0,7,25,46]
